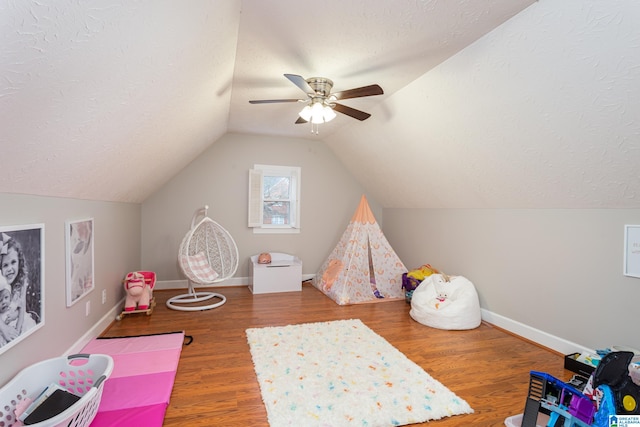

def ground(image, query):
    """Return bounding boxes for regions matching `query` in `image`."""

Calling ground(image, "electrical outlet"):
[102,289,107,304]
[86,300,90,316]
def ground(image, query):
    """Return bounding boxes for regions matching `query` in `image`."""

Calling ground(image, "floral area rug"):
[246,319,473,427]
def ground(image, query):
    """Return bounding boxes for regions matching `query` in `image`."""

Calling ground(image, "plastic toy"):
[402,264,439,303]
[591,351,640,415]
[258,252,272,264]
[406,264,439,281]
[521,371,595,427]
[116,271,156,320]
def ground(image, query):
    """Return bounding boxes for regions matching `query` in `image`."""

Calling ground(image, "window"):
[248,164,301,234]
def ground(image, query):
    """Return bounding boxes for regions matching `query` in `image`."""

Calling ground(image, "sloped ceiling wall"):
[225,0,535,139]
[0,1,240,202]
[2,0,638,208]
[1,0,539,204]
[325,0,640,208]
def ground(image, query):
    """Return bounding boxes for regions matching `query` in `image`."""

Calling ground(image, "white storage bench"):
[249,252,302,294]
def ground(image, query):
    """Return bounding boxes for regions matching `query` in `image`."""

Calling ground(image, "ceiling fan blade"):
[332,84,383,100]
[332,103,371,121]
[249,99,301,104]
[295,117,308,124]
[284,74,315,94]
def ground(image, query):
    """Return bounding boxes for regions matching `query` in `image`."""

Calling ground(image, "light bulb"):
[298,105,312,121]
[323,106,336,122]
[311,102,325,124]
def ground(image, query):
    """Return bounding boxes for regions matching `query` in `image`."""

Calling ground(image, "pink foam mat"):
[108,349,182,378]
[81,331,185,427]
[82,332,185,354]
[97,372,178,411]
[90,404,168,427]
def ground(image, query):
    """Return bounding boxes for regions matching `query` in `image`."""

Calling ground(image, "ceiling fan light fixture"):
[298,105,313,121]
[302,100,336,124]
[251,74,383,130]
[310,101,325,124]
[322,105,336,122]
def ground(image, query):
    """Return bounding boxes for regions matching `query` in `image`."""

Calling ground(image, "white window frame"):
[248,164,301,234]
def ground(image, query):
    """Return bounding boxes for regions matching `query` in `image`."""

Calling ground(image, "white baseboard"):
[67,281,591,358]
[65,275,316,354]
[480,308,593,355]
[154,274,316,290]
[65,297,126,355]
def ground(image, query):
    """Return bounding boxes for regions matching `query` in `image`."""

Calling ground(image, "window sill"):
[252,227,300,234]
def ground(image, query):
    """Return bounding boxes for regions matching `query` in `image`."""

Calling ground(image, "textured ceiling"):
[324,0,640,209]
[1,1,239,202]
[227,0,535,138]
[0,0,535,203]
[3,1,638,209]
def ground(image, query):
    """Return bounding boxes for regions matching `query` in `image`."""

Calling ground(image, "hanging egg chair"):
[167,205,239,311]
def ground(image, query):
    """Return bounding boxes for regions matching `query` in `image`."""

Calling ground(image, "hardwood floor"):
[101,283,572,426]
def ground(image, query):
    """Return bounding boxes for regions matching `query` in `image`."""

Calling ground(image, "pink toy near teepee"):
[313,195,407,305]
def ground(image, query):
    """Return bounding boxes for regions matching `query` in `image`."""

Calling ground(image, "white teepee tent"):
[313,195,407,305]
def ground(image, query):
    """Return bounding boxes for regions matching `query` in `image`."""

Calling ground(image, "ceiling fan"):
[249,74,383,127]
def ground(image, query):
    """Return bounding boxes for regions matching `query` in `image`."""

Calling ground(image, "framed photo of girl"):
[65,218,94,307]
[0,224,45,355]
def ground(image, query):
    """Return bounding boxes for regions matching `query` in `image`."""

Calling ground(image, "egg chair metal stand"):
[167,205,239,312]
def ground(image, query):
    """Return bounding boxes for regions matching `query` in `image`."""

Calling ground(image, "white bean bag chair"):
[409,274,481,330]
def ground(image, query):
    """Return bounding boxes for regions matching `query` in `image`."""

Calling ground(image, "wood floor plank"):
[101,283,572,426]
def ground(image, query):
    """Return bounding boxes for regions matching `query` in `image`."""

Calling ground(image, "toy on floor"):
[588,351,640,417]
[402,264,439,303]
[521,371,595,427]
[116,271,156,320]
[406,264,439,282]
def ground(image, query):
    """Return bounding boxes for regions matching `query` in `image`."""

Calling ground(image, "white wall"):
[141,132,376,280]
[5,0,638,386]
[325,0,640,210]
[319,0,640,354]
[0,193,140,384]
[383,208,640,352]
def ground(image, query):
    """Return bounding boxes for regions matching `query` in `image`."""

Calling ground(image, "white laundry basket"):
[0,353,113,427]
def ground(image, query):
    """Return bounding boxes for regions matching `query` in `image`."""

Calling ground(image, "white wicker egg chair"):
[167,206,239,312]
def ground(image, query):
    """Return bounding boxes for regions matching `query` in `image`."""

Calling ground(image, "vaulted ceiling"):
[2,1,639,208]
